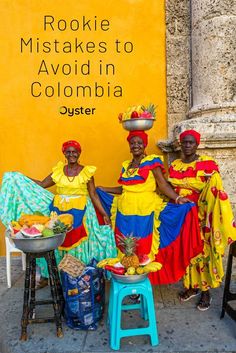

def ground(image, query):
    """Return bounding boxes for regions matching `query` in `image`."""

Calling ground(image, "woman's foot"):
[197,291,212,311]
[179,288,200,302]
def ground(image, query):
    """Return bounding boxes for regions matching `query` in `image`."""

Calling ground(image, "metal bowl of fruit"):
[122,118,155,131]
[6,230,66,253]
[111,272,148,283]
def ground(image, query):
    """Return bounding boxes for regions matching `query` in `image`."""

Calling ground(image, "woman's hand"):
[175,196,192,204]
[151,167,194,204]
[103,214,111,226]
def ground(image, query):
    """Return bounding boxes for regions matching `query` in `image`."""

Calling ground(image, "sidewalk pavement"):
[0,256,236,353]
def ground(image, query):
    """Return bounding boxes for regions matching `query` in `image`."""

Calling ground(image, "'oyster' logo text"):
[59,106,96,116]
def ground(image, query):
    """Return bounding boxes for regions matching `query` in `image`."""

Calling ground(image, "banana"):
[136,105,143,114]
[97,259,109,268]
[151,261,162,269]
[143,262,162,273]
[97,257,120,268]
[107,258,120,265]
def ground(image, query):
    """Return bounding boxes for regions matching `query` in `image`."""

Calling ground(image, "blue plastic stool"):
[108,277,159,350]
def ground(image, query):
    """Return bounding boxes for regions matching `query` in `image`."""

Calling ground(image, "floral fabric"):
[169,156,236,291]
[0,170,117,278]
[0,172,53,225]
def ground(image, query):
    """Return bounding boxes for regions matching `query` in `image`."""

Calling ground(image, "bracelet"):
[175,195,182,204]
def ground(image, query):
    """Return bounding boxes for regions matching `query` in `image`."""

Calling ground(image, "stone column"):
[165,0,191,138]
[160,0,236,209]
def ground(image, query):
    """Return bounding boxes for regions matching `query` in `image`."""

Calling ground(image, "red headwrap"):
[179,130,201,145]
[127,130,148,147]
[62,140,82,153]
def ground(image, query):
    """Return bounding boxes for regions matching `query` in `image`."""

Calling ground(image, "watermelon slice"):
[21,227,42,238]
[138,254,151,266]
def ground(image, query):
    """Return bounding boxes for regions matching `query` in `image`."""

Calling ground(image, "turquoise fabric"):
[0,172,117,278]
[39,198,117,277]
[0,172,53,226]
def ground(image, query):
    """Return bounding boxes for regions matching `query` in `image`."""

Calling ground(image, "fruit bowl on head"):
[121,118,155,131]
[119,103,157,131]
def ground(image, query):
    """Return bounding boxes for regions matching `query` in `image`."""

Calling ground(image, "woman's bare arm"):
[97,186,122,194]
[29,174,55,189]
[152,167,191,204]
[87,177,111,225]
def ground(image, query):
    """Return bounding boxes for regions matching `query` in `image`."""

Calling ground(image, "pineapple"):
[117,234,140,269]
[141,103,157,118]
[53,220,69,234]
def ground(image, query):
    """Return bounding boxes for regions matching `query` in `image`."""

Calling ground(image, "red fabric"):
[180,130,201,145]
[62,140,82,153]
[59,224,87,249]
[174,187,200,204]
[127,130,148,147]
[169,160,219,179]
[115,229,153,255]
[149,207,203,285]
[118,161,166,186]
[196,161,219,173]
[169,165,197,179]
[138,161,166,177]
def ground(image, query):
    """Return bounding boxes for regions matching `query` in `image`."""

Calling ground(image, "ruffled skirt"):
[0,173,117,278]
[97,188,203,285]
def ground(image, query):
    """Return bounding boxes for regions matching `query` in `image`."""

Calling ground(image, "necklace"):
[65,164,80,182]
[126,158,142,176]
[126,167,138,177]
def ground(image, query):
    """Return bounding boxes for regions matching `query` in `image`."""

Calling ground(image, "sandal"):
[179,288,200,302]
[197,291,212,311]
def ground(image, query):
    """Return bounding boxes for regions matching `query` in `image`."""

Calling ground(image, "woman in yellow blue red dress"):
[0,140,117,283]
[97,130,203,285]
[168,129,236,310]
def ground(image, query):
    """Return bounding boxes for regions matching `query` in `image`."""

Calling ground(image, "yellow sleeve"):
[79,165,97,184]
[51,161,64,184]
[200,155,216,162]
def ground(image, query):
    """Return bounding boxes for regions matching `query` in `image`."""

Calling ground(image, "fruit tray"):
[6,230,66,253]
[121,118,155,131]
[111,272,148,283]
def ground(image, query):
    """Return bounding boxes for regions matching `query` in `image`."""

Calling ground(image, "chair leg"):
[146,286,159,346]
[6,249,11,288]
[22,253,26,271]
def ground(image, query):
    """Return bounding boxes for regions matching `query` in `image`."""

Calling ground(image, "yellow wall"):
[0,0,167,255]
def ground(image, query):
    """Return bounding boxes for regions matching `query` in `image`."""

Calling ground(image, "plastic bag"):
[60,258,105,330]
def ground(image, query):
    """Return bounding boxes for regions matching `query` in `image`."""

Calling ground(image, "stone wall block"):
[166,75,190,113]
[165,0,190,130]
[166,35,190,76]
[172,115,236,140]
[192,0,236,27]
[167,113,188,136]
[166,0,190,36]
